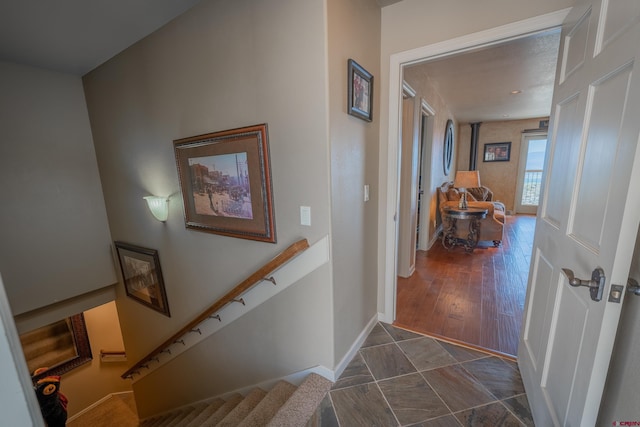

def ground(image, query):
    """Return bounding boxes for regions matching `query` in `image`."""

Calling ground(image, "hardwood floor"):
[395,214,536,357]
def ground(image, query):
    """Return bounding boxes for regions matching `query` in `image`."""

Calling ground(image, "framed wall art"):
[347,59,373,122]
[174,123,276,243]
[483,142,511,162]
[114,242,170,317]
[21,314,92,381]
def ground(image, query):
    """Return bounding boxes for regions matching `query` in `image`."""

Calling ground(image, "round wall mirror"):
[443,119,454,175]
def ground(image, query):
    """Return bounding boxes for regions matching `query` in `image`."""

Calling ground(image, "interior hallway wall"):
[0,62,116,316]
[403,65,456,245]
[327,0,381,365]
[83,0,334,417]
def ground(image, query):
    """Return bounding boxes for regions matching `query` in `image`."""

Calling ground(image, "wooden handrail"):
[122,238,310,379]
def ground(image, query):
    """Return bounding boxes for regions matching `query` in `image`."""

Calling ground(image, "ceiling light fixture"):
[510,90,522,94]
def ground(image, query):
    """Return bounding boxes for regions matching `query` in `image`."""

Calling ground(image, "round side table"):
[442,207,488,252]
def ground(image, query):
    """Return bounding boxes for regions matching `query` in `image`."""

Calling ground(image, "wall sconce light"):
[143,196,169,222]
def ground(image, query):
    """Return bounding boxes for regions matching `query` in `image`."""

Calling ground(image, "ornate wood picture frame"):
[173,124,276,243]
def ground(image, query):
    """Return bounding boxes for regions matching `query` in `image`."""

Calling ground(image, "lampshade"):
[454,170,481,189]
[144,196,169,222]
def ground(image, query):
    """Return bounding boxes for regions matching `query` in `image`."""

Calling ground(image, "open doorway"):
[385,11,563,356]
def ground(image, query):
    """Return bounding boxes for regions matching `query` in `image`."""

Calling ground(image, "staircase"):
[70,373,332,427]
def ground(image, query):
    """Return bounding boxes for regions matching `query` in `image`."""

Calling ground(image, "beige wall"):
[327,0,381,365]
[378,0,575,312]
[0,62,116,316]
[83,0,334,417]
[62,302,131,417]
[403,65,456,245]
[457,118,548,213]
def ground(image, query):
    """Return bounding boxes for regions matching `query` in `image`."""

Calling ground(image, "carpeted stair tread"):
[117,392,139,417]
[184,398,225,427]
[67,394,138,427]
[169,402,208,426]
[267,373,333,427]
[200,393,243,427]
[216,388,267,427]
[163,406,196,427]
[237,380,297,427]
[155,408,188,427]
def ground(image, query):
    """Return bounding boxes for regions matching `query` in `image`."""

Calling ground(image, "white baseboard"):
[333,314,378,381]
[137,314,381,421]
[67,391,134,422]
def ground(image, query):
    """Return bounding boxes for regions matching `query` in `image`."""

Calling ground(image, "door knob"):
[561,267,606,302]
[628,278,640,296]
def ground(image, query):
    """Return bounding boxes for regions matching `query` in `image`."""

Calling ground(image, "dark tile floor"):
[314,322,534,426]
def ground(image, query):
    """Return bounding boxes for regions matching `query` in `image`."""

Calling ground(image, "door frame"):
[515,131,548,215]
[380,8,572,323]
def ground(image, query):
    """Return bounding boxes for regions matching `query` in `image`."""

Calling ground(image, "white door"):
[397,82,418,278]
[518,1,640,426]
[515,133,547,215]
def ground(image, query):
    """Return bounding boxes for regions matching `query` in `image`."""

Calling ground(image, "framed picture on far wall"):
[483,141,512,162]
[347,59,373,122]
[114,242,171,317]
[173,123,276,243]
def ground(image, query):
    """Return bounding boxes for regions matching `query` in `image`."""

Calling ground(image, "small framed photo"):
[114,242,170,317]
[483,142,512,162]
[174,124,276,243]
[347,59,373,122]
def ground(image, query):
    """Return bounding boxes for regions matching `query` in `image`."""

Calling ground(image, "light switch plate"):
[300,206,311,226]
[364,184,370,202]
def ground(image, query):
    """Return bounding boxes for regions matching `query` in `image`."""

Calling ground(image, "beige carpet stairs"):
[72,373,332,427]
[141,373,332,427]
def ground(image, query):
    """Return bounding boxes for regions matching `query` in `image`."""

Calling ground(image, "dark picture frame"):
[483,142,512,162]
[114,242,171,317]
[347,59,373,122]
[174,124,276,243]
[24,314,92,382]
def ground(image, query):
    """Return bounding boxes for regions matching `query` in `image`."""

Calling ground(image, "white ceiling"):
[0,0,202,75]
[405,29,561,123]
[0,1,561,123]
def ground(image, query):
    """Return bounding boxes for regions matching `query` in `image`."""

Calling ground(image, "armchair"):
[437,181,506,246]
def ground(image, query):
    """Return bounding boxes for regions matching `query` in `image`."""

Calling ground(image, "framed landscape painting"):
[114,242,171,317]
[173,123,276,243]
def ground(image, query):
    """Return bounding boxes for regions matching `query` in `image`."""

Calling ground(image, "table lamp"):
[454,170,480,210]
